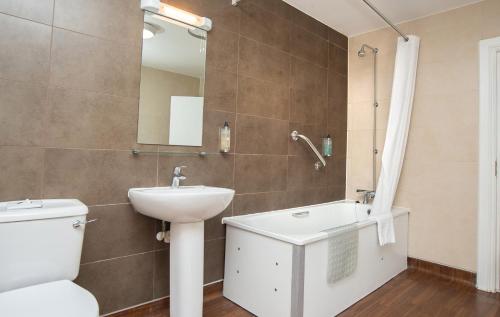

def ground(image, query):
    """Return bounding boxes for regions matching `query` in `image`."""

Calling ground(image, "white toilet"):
[0,199,99,317]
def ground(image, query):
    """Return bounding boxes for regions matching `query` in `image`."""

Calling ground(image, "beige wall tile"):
[481,0,500,39]
[347,1,496,272]
[0,0,54,25]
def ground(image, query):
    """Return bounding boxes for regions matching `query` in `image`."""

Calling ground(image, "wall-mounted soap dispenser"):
[219,121,230,153]
[322,134,333,157]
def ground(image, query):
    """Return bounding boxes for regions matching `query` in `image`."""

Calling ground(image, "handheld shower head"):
[358,47,366,57]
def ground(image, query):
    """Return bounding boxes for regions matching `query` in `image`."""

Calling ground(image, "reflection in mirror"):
[138,12,207,146]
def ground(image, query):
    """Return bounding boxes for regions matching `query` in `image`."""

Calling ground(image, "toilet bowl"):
[0,280,98,317]
[0,199,99,316]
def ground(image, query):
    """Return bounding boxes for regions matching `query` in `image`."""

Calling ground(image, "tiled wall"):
[0,0,347,314]
[347,0,500,272]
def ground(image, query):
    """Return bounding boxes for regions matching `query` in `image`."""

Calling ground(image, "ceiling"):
[283,0,482,37]
[142,14,206,78]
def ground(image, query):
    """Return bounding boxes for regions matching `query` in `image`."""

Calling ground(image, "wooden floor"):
[110,269,500,317]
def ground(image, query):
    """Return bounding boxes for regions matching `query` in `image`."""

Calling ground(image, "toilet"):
[0,199,99,316]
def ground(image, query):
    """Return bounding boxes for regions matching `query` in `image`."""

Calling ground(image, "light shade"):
[141,0,212,31]
[143,22,157,39]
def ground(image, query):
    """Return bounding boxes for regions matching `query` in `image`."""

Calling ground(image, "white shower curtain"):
[372,35,420,246]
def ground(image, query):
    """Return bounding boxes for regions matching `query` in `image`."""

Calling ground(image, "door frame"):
[477,36,500,292]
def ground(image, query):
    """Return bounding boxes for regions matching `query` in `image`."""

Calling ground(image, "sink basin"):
[128,186,234,223]
[128,185,235,317]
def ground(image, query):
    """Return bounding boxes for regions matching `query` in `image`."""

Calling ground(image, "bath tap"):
[172,166,187,188]
[356,189,376,204]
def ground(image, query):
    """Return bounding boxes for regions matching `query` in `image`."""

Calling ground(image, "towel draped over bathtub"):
[324,224,359,283]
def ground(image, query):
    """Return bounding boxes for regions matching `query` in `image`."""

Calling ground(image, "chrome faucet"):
[171,166,187,188]
[356,189,376,204]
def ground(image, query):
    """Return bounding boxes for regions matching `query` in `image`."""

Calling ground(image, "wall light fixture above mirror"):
[137,1,212,147]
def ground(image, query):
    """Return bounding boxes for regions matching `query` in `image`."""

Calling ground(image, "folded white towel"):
[374,213,395,246]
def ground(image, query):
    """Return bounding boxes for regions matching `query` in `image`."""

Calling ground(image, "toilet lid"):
[0,280,99,317]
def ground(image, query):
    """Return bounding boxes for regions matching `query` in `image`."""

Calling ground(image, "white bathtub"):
[222,201,409,317]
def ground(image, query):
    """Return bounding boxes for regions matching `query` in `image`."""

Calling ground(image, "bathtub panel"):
[223,226,294,317]
[302,213,408,317]
[223,201,410,317]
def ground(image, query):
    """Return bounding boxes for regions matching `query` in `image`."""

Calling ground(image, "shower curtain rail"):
[361,0,409,41]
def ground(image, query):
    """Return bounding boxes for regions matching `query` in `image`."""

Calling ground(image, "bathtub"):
[222,201,409,317]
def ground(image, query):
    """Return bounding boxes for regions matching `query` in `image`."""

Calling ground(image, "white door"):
[497,51,500,292]
[477,37,500,292]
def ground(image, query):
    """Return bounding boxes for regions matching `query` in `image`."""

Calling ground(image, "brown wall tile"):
[206,27,239,74]
[205,205,232,240]
[0,147,43,201]
[233,191,287,215]
[204,238,225,283]
[0,79,47,146]
[237,75,290,120]
[290,58,328,125]
[238,36,291,85]
[290,24,329,67]
[153,248,170,299]
[53,0,143,46]
[50,28,141,98]
[76,252,154,314]
[158,155,234,188]
[43,87,139,149]
[235,115,288,155]
[43,149,157,205]
[0,0,54,25]
[329,29,348,50]
[234,154,287,193]
[0,13,51,83]
[81,204,156,263]
[291,10,328,39]
[287,155,328,190]
[248,0,292,21]
[239,2,291,52]
[205,67,237,112]
[286,186,334,208]
[329,44,348,76]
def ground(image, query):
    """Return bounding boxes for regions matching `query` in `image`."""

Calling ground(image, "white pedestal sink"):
[128,186,234,317]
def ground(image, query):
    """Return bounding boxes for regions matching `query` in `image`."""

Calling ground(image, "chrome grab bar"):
[290,131,327,170]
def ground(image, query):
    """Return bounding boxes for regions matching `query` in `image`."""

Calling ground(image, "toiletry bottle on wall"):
[219,121,230,153]
[322,134,333,157]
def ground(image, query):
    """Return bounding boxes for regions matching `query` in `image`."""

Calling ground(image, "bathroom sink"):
[128,185,234,317]
[128,186,234,223]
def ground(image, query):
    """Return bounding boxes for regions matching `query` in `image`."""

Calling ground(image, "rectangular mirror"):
[137,11,207,146]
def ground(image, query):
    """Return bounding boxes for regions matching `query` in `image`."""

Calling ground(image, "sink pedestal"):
[170,221,204,317]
